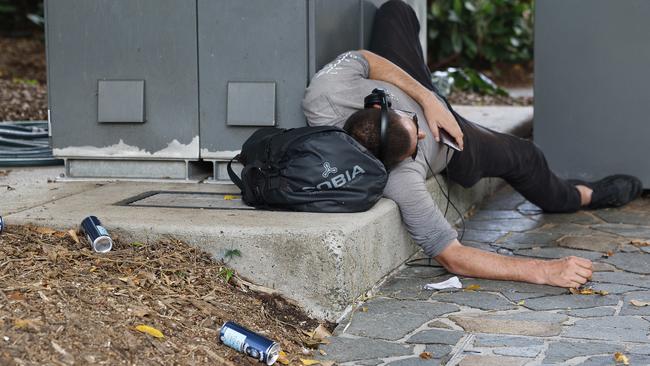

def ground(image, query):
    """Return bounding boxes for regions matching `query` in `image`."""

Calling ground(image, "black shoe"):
[568,174,643,209]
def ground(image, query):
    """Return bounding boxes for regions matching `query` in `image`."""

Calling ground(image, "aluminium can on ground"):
[219,321,280,365]
[80,216,113,253]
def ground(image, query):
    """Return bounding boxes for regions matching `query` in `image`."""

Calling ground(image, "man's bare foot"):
[575,185,593,206]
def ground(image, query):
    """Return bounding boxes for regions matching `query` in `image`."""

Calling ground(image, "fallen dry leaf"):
[300,359,320,366]
[569,287,608,296]
[631,239,650,247]
[13,318,42,332]
[614,351,630,365]
[303,324,332,348]
[7,291,25,301]
[277,351,290,365]
[303,339,321,348]
[313,324,332,340]
[135,324,164,339]
[420,351,433,360]
[34,226,57,235]
[517,300,525,306]
[464,284,481,291]
[67,229,80,244]
[630,299,650,307]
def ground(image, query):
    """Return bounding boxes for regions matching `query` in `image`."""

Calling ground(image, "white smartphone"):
[439,129,461,151]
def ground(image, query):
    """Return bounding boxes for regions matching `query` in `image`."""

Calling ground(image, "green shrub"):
[0,0,43,34]
[427,0,534,69]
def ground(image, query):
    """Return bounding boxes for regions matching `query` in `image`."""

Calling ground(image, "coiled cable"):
[0,121,62,167]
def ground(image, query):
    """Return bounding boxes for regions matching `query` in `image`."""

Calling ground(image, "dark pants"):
[369,0,581,213]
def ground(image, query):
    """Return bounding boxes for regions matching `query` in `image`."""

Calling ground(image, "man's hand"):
[421,93,464,150]
[539,256,593,288]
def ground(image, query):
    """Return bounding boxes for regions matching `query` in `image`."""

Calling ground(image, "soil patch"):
[483,62,534,88]
[0,225,330,365]
[447,90,532,106]
[0,35,47,121]
[0,78,47,121]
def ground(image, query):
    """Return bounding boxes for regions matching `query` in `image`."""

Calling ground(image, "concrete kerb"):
[2,105,533,321]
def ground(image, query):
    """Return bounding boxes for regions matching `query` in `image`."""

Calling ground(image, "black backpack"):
[227,126,387,212]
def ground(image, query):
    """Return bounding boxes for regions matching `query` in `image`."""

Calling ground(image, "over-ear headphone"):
[363,88,392,162]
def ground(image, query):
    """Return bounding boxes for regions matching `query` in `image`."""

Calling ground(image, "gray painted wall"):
[535,0,650,187]
[47,0,200,157]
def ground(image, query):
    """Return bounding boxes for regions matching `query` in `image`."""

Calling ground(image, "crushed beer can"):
[80,216,113,253]
[220,321,280,365]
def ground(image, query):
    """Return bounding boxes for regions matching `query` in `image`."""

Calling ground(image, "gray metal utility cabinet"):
[46,0,425,181]
[535,0,650,187]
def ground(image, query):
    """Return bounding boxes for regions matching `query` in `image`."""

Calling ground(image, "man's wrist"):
[529,259,550,285]
[414,88,436,107]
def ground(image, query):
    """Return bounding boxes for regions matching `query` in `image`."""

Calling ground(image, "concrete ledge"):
[453,105,533,138]
[3,106,532,321]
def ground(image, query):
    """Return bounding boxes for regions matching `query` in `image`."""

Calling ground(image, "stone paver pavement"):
[317,186,650,365]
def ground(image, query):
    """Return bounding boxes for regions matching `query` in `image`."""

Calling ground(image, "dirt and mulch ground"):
[0,225,335,365]
[447,62,534,106]
[0,35,48,121]
[446,90,532,106]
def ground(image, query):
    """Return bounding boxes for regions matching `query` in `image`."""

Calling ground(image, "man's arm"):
[359,50,464,150]
[435,240,593,288]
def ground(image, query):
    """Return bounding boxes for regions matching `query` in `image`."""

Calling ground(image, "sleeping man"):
[301,0,642,288]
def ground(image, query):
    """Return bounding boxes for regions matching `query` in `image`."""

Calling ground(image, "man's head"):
[343,108,425,170]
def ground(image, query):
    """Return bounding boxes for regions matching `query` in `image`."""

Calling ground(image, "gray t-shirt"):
[302,51,458,257]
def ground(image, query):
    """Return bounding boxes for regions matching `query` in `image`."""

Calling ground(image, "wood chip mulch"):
[447,90,533,106]
[0,79,47,121]
[0,225,328,365]
[0,36,48,121]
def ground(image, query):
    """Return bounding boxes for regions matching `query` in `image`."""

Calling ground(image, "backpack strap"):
[227,155,244,191]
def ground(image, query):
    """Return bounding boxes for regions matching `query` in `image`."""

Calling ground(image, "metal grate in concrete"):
[116,191,253,210]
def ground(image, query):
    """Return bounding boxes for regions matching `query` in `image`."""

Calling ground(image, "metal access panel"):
[198,0,309,157]
[535,0,650,187]
[47,0,200,159]
[198,0,365,158]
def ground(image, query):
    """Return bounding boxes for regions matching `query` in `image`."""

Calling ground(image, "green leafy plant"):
[12,78,39,86]
[224,249,241,261]
[0,0,43,33]
[432,67,508,96]
[218,267,235,284]
[428,0,534,69]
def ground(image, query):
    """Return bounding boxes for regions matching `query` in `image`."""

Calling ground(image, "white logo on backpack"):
[322,162,338,178]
